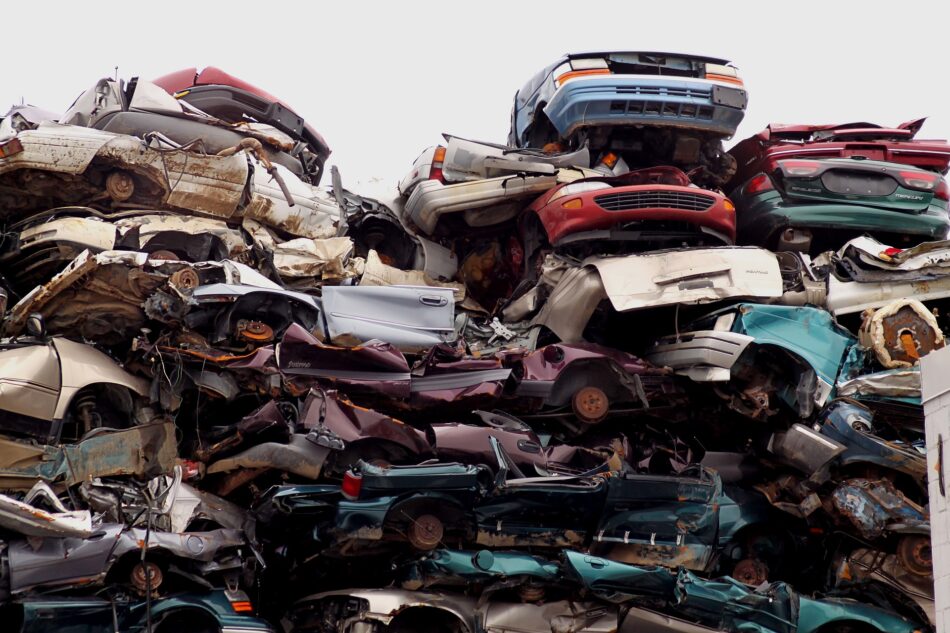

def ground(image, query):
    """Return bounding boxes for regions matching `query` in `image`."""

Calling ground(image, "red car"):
[729,118,950,192]
[522,166,736,256]
[153,67,331,184]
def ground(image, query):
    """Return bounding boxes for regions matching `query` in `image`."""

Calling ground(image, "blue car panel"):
[543,76,746,140]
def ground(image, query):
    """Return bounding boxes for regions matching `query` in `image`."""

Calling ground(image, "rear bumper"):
[738,196,950,244]
[534,184,736,244]
[544,76,746,139]
[405,175,556,234]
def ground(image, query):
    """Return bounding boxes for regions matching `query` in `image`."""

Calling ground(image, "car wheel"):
[407,514,444,551]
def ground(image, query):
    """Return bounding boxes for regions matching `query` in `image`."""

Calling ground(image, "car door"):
[591,469,721,572]
[0,342,61,438]
[321,286,456,353]
[18,597,115,633]
[475,475,608,548]
[474,438,607,547]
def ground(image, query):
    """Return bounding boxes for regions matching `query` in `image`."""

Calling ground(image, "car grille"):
[594,190,717,212]
[614,86,711,99]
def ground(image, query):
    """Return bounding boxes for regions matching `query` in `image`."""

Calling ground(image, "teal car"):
[2,589,273,633]
[647,303,867,420]
[565,553,923,633]
[730,156,949,254]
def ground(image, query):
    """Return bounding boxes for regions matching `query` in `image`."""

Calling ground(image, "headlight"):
[548,181,612,203]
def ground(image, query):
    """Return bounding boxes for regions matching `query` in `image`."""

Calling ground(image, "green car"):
[731,156,949,254]
[2,589,274,633]
[565,552,924,633]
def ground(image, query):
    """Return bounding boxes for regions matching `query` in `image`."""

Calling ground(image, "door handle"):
[419,295,448,307]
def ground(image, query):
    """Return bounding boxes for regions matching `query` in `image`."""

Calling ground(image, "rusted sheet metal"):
[302,389,431,456]
[0,422,177,490]
[269,236,356,280]
[360,250,466,301]
[859,299,945,368]
[475,528,585,548]
[244,174,340,239]
[831,478,929,540]
[206,433,331,480]
[589,542,711,571]
[0,123,248,219]
[836,547,935,624]
[115,213,252,258]
[4,249,166,342]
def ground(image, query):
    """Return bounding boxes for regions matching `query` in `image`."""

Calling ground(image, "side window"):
[508,90,519,147]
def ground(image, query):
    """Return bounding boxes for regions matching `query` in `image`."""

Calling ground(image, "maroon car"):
[728,118,950,192]
[521,167,736,259]
[153,66,331,184]
[276,324,680,426]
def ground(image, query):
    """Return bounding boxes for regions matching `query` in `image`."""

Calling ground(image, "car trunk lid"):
[775,158,940,212]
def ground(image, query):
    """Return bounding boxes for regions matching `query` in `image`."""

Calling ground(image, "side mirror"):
[472,550,495,572]
[26,313,46,339]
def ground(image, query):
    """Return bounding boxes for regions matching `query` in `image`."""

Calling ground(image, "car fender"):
[52,337,148,420]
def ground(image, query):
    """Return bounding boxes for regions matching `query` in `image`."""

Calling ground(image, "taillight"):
[781,160,821,177]
[898,170,940,191]
[0,138,24,159]
[743,173,774,196]
[226,589,254,613]
[341,470,363,500]
[231,600,254,613]
[936,179,950,202]
[429,146,446,183]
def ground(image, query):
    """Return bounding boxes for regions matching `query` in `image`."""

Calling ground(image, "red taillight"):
[744,173,774,196]
[781,160,821,177]
[899,170,940,191]
[429,146,446,183]
[231,601,254,613]
[341,470,363,500]
[0,138,24,159]
[180,460,202,480]
[936,179,950,202]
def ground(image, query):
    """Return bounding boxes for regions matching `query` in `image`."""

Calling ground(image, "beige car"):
[0,315,148,444]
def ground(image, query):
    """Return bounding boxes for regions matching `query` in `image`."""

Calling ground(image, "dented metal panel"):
[587,247,783,312]
[0,422,177,490]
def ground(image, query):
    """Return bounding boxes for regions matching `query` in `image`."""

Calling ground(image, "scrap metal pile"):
[0,55,945,633]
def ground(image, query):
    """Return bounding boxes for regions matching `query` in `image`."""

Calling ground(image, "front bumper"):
[645,331,754,381]
[535,184,736,244]
[544,76,747,139]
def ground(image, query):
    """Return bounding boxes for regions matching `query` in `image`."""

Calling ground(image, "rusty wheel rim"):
[733,558,769,586]
[407,514,443,550]
[130,561,163,595]
[897,535,932,576]
[573,386,609,423]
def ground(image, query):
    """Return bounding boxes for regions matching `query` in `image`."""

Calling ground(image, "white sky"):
[7,1,950,198]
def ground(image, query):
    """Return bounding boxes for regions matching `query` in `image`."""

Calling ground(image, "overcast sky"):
[7,1,949,198]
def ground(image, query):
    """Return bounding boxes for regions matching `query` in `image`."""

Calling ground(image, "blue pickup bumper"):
[544,76,747,139]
